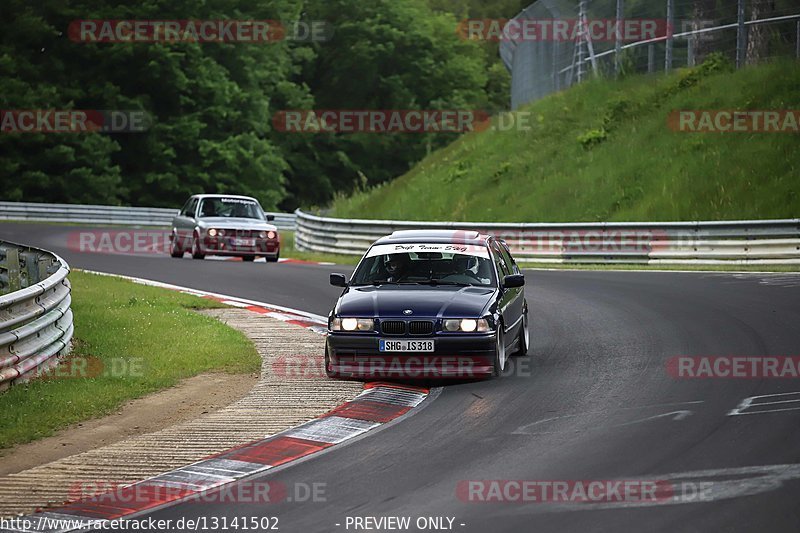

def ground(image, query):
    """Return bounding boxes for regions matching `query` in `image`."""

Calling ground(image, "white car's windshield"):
[198,198,264,220]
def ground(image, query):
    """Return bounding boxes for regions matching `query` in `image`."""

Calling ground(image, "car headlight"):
[267,231,276,239]
[330,317,375,332]
[207,228,218,237]
[443,318,491,332]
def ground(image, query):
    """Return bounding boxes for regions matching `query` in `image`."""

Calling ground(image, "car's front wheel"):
[169,233,183,258]
[191,233,205,260]
[324,346,339,379]
[242,256,255,262]
[266,251,280,263]
[492,328,506,378]
[513,307,529,356]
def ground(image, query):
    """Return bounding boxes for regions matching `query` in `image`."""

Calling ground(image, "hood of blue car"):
[335,285,496,319]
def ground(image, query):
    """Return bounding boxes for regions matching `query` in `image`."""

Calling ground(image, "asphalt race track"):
[2,222,800,533]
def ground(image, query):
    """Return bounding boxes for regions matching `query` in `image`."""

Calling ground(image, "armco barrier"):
[0,241,73,391]
[294,210,800,265]
[0,201,296,230]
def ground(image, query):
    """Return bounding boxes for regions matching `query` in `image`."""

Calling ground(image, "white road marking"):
[615,410,693,426]
[728,391,800,416]
[500,463,800,513]
[513,402,702,435]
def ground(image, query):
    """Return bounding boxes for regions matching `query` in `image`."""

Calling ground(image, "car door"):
[490,240,520,346]
[174,197,198,245]
[497,240,525,327]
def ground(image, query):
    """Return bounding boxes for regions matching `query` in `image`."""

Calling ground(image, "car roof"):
[374,229,491,246]
[191,194,259,201]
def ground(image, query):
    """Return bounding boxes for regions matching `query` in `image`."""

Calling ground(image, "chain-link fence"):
[501,0,800,109]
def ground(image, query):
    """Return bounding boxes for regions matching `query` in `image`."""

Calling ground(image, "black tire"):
[242,256,255,262]
[191,234,205,260]
[512,307,529,356]
[324,345,339,379]
[266,251,280,263]
[169,235,183,258]
[492,328,506,378]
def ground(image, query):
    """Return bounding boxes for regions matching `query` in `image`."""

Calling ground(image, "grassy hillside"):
[331,58,799,222]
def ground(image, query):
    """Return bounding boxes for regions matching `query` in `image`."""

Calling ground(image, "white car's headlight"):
[443,318,491,333]
[207,228,218,237]
[331,317,375,332]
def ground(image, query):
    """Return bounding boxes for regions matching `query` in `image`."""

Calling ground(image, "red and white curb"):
[1,272,437,532]
[4,384,430,532]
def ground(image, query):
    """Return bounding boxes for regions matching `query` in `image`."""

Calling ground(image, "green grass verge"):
[331,58,800,223]
[0,270,260,450]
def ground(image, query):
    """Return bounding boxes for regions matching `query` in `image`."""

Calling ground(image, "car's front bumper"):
[200,236,279,257]
[326,332,497,379]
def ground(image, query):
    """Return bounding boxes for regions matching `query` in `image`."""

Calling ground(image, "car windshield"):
[197,198,264,220]
[351,246,495,287]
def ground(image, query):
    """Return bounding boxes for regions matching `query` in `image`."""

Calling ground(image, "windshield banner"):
[366,243,489,258]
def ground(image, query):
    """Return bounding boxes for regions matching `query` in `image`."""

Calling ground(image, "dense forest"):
[0,0,528,211]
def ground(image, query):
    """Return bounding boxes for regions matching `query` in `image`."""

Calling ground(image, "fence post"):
[665,0,674,71]
[577,0,587,82]
[688,32,695,67]
[796,20,799,59]
[553,41,559,91]
[736,0,746,68]
[22,251,38,286]
[648,44,655,73]
[38,256,52,283]
[6,248,21,292]
[615,0,624,76]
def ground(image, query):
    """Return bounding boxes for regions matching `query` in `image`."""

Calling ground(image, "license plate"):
[379,339,435,352]
[234,238,255,247]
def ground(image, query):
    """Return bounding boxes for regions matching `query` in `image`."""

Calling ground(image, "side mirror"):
[502,274,525,289]
[330,273,348,287]
[265,214,275,222]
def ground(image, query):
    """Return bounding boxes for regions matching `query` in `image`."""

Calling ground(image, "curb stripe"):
[284,416,380,445]
[323,400,411,423]
[222,436,331,467]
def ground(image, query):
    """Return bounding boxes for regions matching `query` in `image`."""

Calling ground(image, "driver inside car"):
[452,255,491,284]
[384,254,410,282]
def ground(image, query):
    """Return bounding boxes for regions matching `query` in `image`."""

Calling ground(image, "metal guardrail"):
[0,201,297,230]
[294,210,800,265]
[0,242,73,391]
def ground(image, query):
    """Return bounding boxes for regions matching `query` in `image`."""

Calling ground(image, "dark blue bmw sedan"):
[325,230,529,379]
